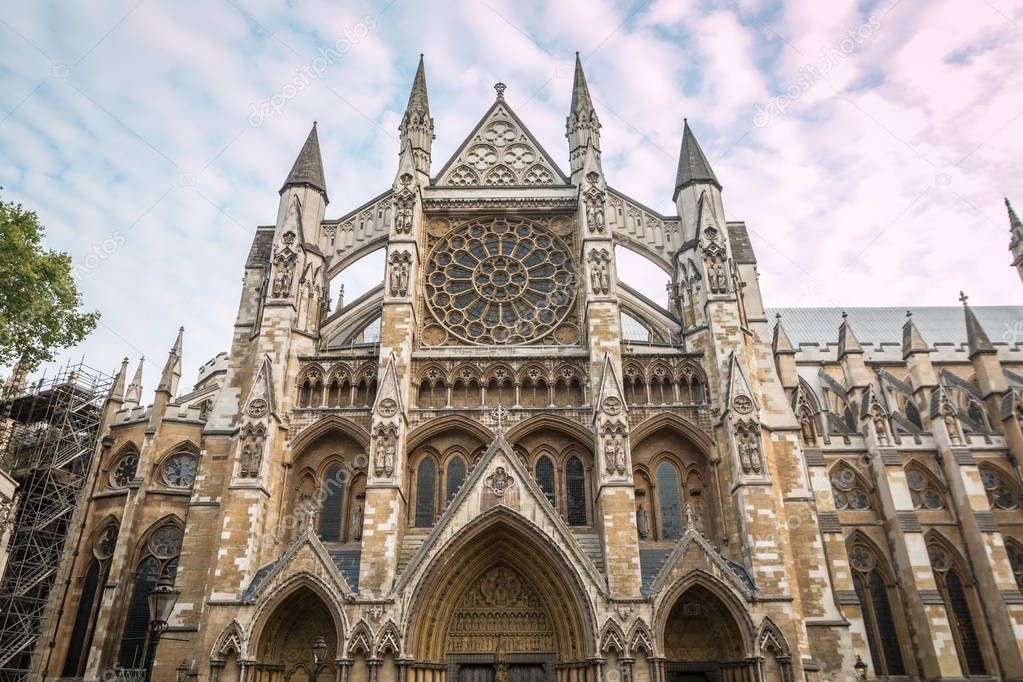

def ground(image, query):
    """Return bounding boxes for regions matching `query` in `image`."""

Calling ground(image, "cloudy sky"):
[2,0,1021,395]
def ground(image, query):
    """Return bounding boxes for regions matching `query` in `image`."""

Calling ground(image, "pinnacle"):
[772,314,795,354]
[902,310,929,358]
[960,291,995,357]
[570,52,595,115]
[838,311,863,357]
[674,119,721,198]
[407,54,430,112]
[280,122,327,200]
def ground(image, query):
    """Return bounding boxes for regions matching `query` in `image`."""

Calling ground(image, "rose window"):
[162,453,199,488]
[425,217,576,345]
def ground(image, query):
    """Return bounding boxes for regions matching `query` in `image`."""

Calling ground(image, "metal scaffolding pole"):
[0,363,112,682]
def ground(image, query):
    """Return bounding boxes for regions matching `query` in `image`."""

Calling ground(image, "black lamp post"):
[311,635,328,682]
[854,655,868,681]
[144,574,180,682]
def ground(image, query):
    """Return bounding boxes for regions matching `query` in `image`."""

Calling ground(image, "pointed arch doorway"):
[659,582,755,682]
[406,514,595,682]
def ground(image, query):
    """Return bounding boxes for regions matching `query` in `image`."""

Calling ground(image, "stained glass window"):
[536,456,555,507]
[657,461,683,540]
[415,459,436,528]
[566,457,586,526]
[831,465,871,510]
[162,452,198,488]
[906,465,945,510]
[980,465,1018,510]
[319,465,345,542]
[446,457,466,504]
[424,217,576,345]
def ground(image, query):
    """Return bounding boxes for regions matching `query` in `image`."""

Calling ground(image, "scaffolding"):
[0,363,112,682]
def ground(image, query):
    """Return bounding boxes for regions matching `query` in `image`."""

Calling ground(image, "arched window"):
[691,378,704,403]
[415,458,436,528]
[967,400,986,430]
[446,457,466,504]
[160,446,199,489]
[657,461,683,540]
[110,444,140,489]
[337,378,353,407]
[118,524,182,669]
[929,543,987,676]
[979,464,1019,510]
[906,463,945,510]
[485,376,513,406]
[830,463,871,510]
[566,457,586,526]
[843,405,857,432]
[319,465,346,542]
[1007,542,1023,590]
[63,525,118,677]
[905,401,923,429]
[536,456,555,506]
[327,380,340,406]
[299,380,311,407]
[848,542,905,676]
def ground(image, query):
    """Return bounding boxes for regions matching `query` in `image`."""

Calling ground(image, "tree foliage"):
[0,192,99,369]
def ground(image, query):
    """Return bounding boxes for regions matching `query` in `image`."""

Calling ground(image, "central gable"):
[435,100,568,187]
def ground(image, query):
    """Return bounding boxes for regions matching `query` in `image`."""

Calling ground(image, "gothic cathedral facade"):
[38,57,1023,682]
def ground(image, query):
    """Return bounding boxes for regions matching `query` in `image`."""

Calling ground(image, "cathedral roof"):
[281,122,328,200]
[767,306,1023,349]
[674,119,720,197]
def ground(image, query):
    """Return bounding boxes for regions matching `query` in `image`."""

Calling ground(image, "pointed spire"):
[157,327,184,396]
[404,54,430,120]
[960,291,994,357]
[674,119,721,199]
[280,122,327,201]
[399,54,434,180]
[125,356,144,406]
[837,312,863,358]
[902,311,929,359]
[570,52,596,119]
[110,357,129,402]
[1007,197,1023,243]
[772,314,795,355]
[566,53,602,180]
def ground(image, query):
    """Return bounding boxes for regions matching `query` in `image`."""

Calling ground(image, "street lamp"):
[143,574,180,682]
[311,635,328,682]
[854,655,868,681]
[175,660,189,682]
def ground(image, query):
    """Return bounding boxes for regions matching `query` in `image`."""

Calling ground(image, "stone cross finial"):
[490,403,509,434]
[494,82,507,101]
[959,291,969,305]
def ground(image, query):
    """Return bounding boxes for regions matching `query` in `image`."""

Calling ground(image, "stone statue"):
[944,412,961,444]
[636,504,650,539]
[353,505,364,540]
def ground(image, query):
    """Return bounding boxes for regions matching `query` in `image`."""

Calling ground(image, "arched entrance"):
[659,583,754,682]
[251,585,342,682]
[407,514,595,682]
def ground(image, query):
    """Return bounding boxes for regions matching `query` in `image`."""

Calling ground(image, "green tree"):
[0,191,99,370]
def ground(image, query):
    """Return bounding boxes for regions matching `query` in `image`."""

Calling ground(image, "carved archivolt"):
[445,564,555,654]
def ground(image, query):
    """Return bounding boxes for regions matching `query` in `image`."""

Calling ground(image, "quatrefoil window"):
[424,217,576,345]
